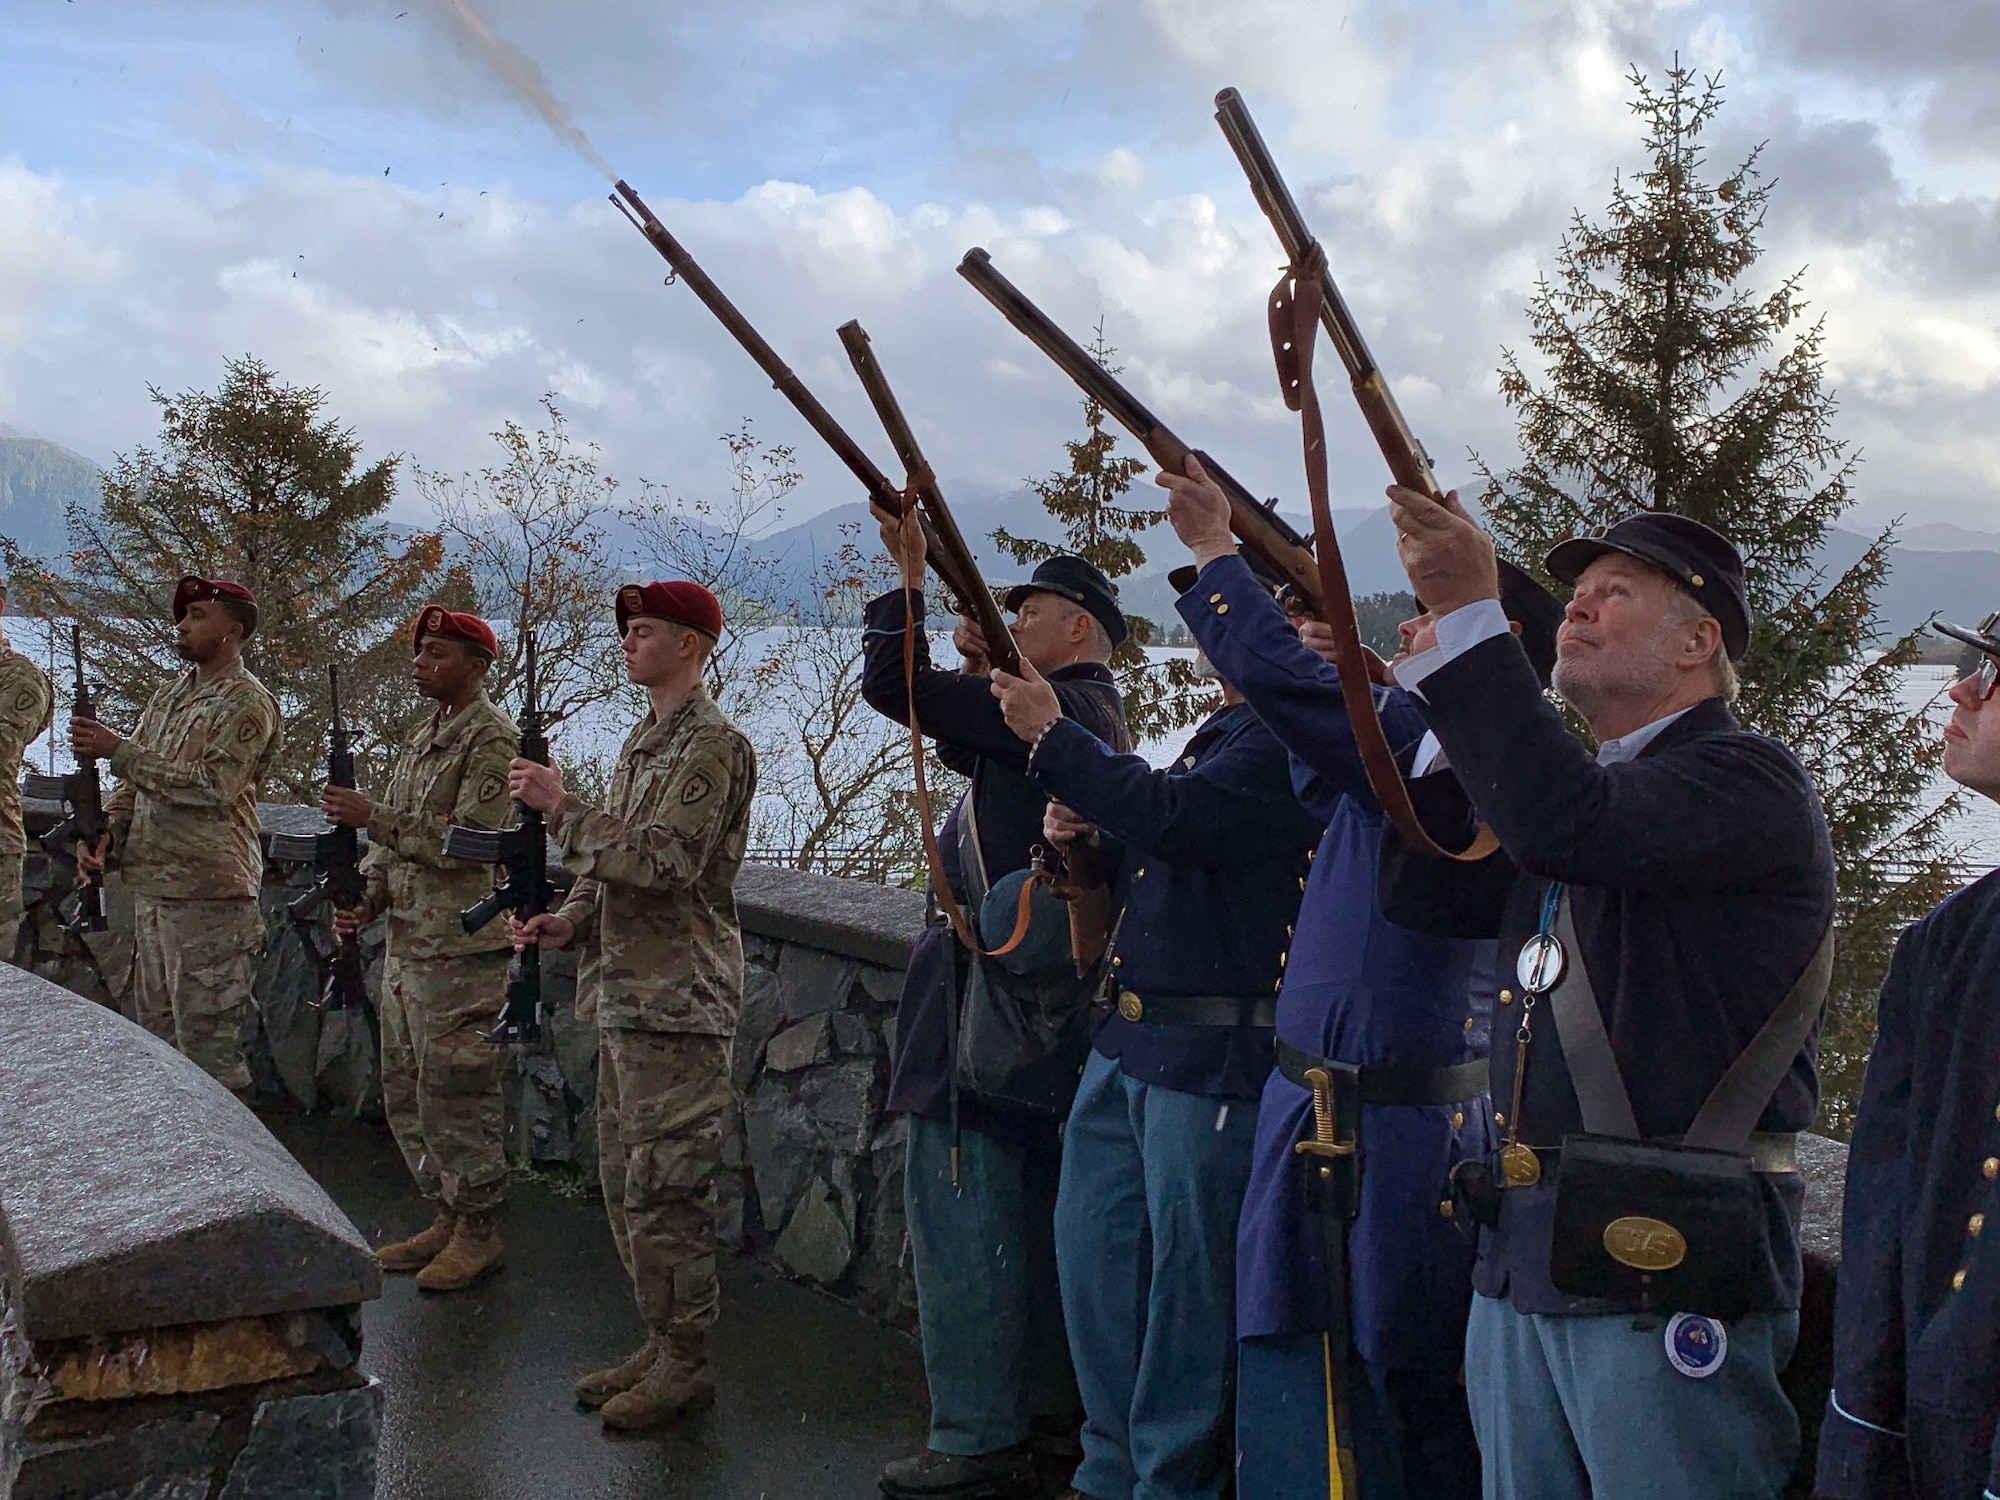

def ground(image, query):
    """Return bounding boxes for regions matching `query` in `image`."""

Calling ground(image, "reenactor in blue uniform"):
[1155,462,1560,1500]
[985,576,1321,1500]
[1387,488,1837,1500]
[863,508,1130,1500]
[1818,611,2000,1499]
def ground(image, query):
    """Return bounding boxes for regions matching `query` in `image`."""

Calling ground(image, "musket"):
[1213,86,1443,502]
[955,248,1322,612]
[835,321,1021,676]
[604,181,993,627]
[268,666,369,1011]
[23,623,107,933]
[442,634,549,1045]
[1210,91,1498,859]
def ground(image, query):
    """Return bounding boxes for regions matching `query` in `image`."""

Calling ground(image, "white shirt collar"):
[1595,706,1696,766]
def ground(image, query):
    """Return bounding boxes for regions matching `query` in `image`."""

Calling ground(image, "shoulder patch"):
[236,715,261,745]
[680,771,714,807]
[13,691,36,715]
[477,772,506,805]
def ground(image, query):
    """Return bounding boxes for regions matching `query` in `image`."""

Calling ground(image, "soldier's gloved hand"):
[508,758,564,813]
[511,912,575,952]
[323,786,373,828]
[69,716,122,761]
[332,904,372,940]
[990,658,1060,743]
[74,834,109,878]
[1156,454,1237,569]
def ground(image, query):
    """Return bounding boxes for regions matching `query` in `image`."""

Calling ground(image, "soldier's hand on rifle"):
[989,657,1061,743]
[69,716,121,761]
[1043,801,1093,848]
[874,502,926,589]
[1387,485,1499,616]
[332,904,372,940]
[323,786,373,828]
[508,758,564,814]
[1157,455,1238,570]
[512,912,575,951]
[74,834,109,878]
[953,616,991,676]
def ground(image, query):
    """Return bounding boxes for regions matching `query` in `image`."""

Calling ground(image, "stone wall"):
[17,803,926,1330]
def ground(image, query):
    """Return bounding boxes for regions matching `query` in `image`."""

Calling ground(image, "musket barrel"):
[612,181,906,514]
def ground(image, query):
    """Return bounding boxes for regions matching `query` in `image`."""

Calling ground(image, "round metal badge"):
[1498,1142,1542,1187]
[1516,933,1566,994]
[1664,1313,1728,1379]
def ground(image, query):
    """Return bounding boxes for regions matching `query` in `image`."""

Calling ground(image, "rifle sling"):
[900,577,1039,962]
[1270,247,1498,865]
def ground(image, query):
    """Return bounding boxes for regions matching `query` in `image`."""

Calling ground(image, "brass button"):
[1993,1102,2000,1124]
[1439,1200,1455,1219]
[1952,1269,1967,1292]
[1285,924,1294,937]
[1273,978,1283,992]
[1463,1018,1474,1033]
[1111,956,1122,968]
[1453,1111,1465,1129]
[1279,951,1288,968]
[1494,1111,1506,1128]
[1209,593,1223,604]
[1971,1213,1985,1238]
[1298,877,1307,892]
[1216,603,1230,615]
[1985,1158,1999,1181]
[1134,867,1146,879]
[1499,989,1514,1006]
[1690,573,1705,588]
[1117,990,1145,1023]
[1307,848,1315,862]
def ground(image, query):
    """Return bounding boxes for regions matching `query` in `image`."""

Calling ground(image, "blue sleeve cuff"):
[1815,1392,1911,1499]
[1393,598,1510,696]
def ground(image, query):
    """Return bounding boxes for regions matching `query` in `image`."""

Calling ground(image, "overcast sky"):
[4,0,1996,534]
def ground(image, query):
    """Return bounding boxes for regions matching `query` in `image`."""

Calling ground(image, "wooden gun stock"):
[956,247,1322,613]
[835,320,1023,678]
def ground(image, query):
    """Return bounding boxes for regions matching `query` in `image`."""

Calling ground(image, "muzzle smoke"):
[431,0,617,184]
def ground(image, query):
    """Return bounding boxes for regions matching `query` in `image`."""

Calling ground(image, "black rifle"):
[442,634,549,1045]
[24,623,109,934]
[267,665,368,1011]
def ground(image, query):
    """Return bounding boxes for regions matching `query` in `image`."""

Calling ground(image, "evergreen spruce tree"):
[1475,65,1959,1132]
[9,356,452,798]
[993,322,1213,738]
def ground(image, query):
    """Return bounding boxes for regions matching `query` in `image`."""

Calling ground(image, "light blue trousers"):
[1465,1293,1800,1499]
[906,1114,1077,1456]
[1054,1051,1259,1500]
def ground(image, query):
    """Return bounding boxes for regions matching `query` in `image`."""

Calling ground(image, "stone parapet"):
[0,965,381,1499]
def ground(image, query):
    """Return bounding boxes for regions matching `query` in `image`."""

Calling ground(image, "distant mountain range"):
[1,422,1993,640]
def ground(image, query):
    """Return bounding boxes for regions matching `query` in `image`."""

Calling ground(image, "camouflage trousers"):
[130,893,262,1095]
[380,950,511,1216]
[0,849,22,962]
[596,1026,733,1340]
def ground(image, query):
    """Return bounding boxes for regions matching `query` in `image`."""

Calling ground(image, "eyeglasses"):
[1973,654,2000,703]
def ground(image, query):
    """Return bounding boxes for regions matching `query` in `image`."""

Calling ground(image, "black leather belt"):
[1109,990,1277,1028]
[1276,1040,1488,1108]
[1516,1132,1801,1178]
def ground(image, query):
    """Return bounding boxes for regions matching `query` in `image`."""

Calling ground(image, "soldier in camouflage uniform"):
[513,580,755,1433]
[0,584,53,959]
[74,577,281,1098]
[326,607,517,1293]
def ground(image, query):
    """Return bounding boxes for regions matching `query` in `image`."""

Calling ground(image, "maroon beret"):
[412,605,499,659]
[616,581,723,640]
[172,575,258,636]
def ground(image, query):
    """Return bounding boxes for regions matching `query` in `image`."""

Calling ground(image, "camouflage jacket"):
[106,659,283,900]
[360,691,518,961]
[552,687,755,1036]
[0,646,52,860]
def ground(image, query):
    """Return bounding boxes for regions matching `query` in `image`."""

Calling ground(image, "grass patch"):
[508,1157,599,1202]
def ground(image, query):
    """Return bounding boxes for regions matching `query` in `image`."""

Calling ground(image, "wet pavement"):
[269,1110,929,1500]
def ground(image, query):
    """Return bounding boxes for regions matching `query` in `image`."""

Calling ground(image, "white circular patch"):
[1664,1312,1728,1379]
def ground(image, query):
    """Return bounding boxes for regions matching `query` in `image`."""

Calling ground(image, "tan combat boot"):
[376,1210,456,1275]
[415,1211,505,1292]
[598,1333,715,1430]
[573,1338,663,1410]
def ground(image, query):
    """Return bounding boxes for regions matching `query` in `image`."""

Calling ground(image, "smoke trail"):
[431,0,617,183]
